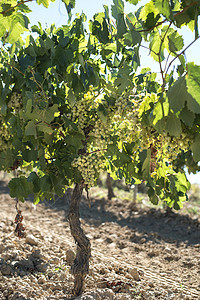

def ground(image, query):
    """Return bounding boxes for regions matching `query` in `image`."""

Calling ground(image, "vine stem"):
[165,35,200,78]
[158,21,172,91]
[83,148,107,156]
[140,44,157,56]
[5,61,25,77]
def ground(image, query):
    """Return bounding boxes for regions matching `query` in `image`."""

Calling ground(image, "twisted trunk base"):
[68,183,91,296]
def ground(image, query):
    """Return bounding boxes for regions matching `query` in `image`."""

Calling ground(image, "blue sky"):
[26,0,200,84]
[27,0,200,65]
[26,0,200,184]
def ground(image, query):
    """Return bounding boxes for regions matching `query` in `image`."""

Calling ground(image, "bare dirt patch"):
[0,181,200,299]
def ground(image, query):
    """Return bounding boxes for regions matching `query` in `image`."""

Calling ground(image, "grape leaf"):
[40,175,53,192]
[153,101,169,125]
[111,0,124,19]
[8,177,33,201]
[166,113,182,137]
[28,172,41,194]
[125,0,141,4]
[186,63,200,104]
[179,107,195,127]
[191,135,200,162]
[25,121,37,136]
[36,0,53,8]
[153,0,172,19]
[37,123,54,134]
[167,31,184,54]
[139,2,159,21]
[175,172,191,193]
[150,194,159,205]
[167,76,186,113]
[167,75,200,114]
[116,13,127,38]
[22,149,38,162]
[142,149,151,178]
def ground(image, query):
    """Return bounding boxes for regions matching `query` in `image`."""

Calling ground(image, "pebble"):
[38,276,46,284]
[0,264,13,275]
[25,234,39,246]
[51,283,62,291]
[47,271,54,278]
[50,257,60,264]
[129,267,140,281]
[164,247,172,254]
[139,238,146,243]
[35,263,48,272]
[99,289,115,299]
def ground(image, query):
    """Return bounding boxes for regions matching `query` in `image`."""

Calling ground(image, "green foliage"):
[8,176,33,201]
[186,63,200,101]
[0,0,200,210]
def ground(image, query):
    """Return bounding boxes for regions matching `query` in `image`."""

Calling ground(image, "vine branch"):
[0,0,35,15]
[158,21,172,90]
[136,1,198,33]
[165,35,200,77]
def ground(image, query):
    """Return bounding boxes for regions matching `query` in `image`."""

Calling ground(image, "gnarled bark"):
[68,183,91,296]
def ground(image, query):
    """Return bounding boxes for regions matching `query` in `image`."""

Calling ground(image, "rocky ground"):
[0,180,200,299]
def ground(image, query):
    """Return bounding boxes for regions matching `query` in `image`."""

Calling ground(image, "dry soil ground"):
[0,181,200,299]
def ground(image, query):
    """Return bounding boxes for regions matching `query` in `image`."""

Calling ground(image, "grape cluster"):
[34,92,50,107]
[138,127,192,174]
[67,91,96,130]
[72,154,104,188]
[111,91,193,177]
[115,96,128,115]
[113,94,140,144]
[163,133,191,162]
[0,118,13,152]
[8,93,22,111]
[89,119,113,153]
[14,210,26,238]
[67,90,115,187]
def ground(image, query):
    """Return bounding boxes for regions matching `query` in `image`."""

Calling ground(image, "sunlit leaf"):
[186,63,200,104]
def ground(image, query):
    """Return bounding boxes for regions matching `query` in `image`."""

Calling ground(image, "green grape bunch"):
[67,91,98,131]
[72,153,105,188]
[8,93,22,111]
[0,114,13,152]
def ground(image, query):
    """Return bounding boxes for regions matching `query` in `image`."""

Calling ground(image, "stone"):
[99,289,115,299]
[51,283,62,291]
[35,263,48,272]
[50,257,60,264]
[25,235,39,246]
[164,247,171,254]
[22,259,34,271]
[38,276,46,284]
[0,264,12,275]
[129,267,140,281]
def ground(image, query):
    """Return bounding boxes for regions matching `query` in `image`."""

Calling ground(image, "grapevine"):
[0,0,200,296]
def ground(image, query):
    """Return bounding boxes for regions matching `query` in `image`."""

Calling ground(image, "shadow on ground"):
[39,189,200,246]
[2,180,199,246]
